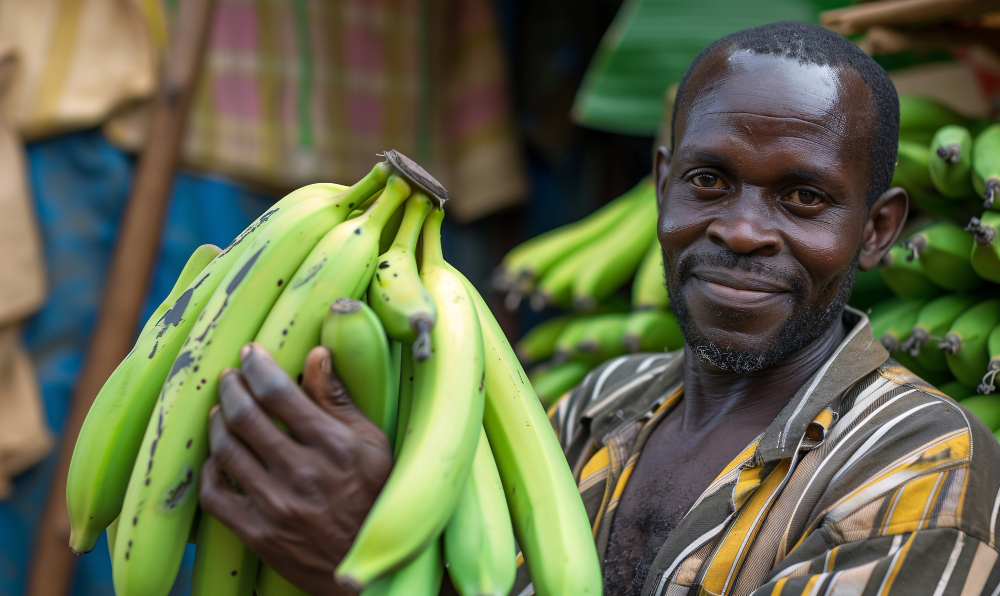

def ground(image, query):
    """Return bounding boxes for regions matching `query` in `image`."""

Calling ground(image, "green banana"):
[254,174,411,386]
[631,237,669,310]
[360,540,444,596]
[515,313,579,365]
[336,208,485,588]
[973,124,1000,210]
[497,178,651,294]
[191,514,258,596]
[138,245,222,337]
[443,428,516,596]
[529,361,591,409]
[939,298,1000,388]
[898,96,976,145]
[368,193,436,360]
[321,298,397,442]
[878,243,944,300]
[112,167,391,595]
[455,266,603,595]
[67,183,349,555]
[868,297,924,354]
[847,266,892,312]
[900,293,981,374]
[394,346,414,459]
[530,241,602,311]
[976,323,1000,394]
[893,140,965,218]
[905,222,982,292]
[623,309,683,353]
[968,209,1000,283]
[929,125,976,199]
[958,394,1000,431]
[938,379,977,401]
[572,188,658,310]
[553,313,628,366]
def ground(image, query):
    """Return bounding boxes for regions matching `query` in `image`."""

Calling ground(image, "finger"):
[239,343,349,446]
[218,368,303,470]
[208,407,271,493]
[199,457,266,551]
[302,346,382,433]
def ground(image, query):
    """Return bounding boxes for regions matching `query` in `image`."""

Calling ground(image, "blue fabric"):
[0,129,276,596]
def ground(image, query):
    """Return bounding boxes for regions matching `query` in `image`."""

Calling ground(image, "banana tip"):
[623,335,640,353]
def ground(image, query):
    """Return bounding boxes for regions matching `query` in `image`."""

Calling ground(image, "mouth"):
[689,268,790,305]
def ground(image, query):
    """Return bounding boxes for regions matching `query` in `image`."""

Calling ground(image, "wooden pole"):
[27,0,217,593]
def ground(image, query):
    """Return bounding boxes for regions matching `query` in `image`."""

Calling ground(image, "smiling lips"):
[689,268,789,304]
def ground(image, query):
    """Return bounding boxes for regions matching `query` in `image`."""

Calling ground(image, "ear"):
[857,186,908,271]
[654,145,672,209]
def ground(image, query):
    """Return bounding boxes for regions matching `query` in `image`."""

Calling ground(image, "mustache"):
[673,247,808,296]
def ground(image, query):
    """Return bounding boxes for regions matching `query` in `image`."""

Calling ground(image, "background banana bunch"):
[66,154,602,596]
[498,96,1000,436]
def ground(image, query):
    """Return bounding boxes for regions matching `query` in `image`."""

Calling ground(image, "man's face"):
[658,49,876,373]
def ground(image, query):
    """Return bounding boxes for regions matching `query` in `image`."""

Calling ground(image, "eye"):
[690,173,726,189]
[787,189,822,206]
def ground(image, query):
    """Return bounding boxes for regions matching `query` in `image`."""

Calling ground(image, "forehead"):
[676,49,874,175]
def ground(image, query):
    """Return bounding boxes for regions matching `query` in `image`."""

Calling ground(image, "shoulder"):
[817,358,1000,545]
[550,351,681,450]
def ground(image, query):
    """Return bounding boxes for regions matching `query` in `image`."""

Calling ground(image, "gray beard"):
[665,250,857,374]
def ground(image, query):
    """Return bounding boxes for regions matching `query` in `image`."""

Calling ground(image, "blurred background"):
[0,0,998,594]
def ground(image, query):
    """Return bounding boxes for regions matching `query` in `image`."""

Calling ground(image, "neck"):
[679,315,847,434]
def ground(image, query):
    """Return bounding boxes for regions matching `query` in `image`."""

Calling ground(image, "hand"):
[199,343,393,595]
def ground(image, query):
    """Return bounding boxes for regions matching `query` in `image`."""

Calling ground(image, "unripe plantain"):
[893,140,965,218]
[336,208,485,588]
[878,243,944,300]
[967,211,1000,282]
[191,513,258,596]
[632,237,669,310]
[529,360,591,409]
[112,167,391,595]
[322,298,397,441]
[973,124,1000,209]
[368,192,437,360]
[904,222,982,292]
[939,298,1000,388]
[623,309,683,354]
[900,293,980,374]
[360,540,443,596]
[929,125,976,199]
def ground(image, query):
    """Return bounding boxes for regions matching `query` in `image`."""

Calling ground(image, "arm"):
[198,343,394,595]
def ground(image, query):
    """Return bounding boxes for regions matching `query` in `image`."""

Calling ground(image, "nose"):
[704,189,783,256]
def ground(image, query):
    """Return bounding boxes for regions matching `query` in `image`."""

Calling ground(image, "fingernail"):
[239,343,253,361]
[219,367,237,381]
[321,355,332,376]
[208,404,221,419]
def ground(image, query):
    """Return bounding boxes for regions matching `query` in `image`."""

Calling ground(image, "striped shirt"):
[515,307,1000,595]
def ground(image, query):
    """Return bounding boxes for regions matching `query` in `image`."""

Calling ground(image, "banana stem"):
[412,318,432,362]
[985,179,999,210]
[880,334,900,353]
[391,193,434,253]
[901,327,928,356]
[936,144,961,164]
[938,333,962,355]
[979,361,1000,394]
[904,235,925,262]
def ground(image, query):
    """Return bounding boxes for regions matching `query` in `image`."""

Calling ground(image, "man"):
[199,21,1000,595]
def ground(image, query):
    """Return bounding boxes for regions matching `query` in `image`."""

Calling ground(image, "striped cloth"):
[515,306,1000,595]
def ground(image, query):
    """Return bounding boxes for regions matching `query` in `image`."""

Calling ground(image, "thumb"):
[302,345,380,435]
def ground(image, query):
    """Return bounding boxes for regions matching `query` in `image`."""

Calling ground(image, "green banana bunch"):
[878,243,944,300]
[929,125,976,199]
[443,428,517,596]
[623,309,683,353]
[515,313,579,365]
[939,298,1000,388]
[572,190,658,311]
[847,267,892,312]
[190,514,258,596]
[900,293,981,374]
[529,360,591,409]
[360,541,444,596]
[893,140,964,218]
[899,96,976,145]
[553,313,628,366]
[938,379,977,401]
[905,222,982,292]
[112,167,391,595]
[67,183,351,555]
[254,174,411,386]
[497,178,651,297]
[322,298,397,442]
[394,346,414,459]
[455,266,603,596]
[869,297,924,354]
[958,394,1000,431]
[977,323,1000,394]
[973,124,1000,209]
[336,208,485,588]
[368,193,437,360]
[967,211,1000,282]
[632,237,669,310]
